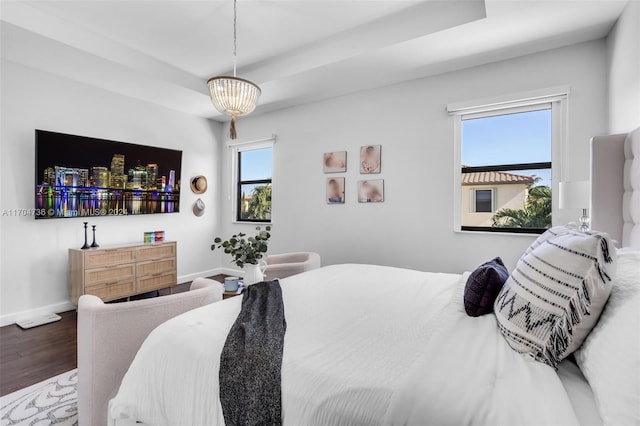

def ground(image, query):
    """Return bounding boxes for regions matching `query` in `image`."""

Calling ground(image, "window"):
[473,189,494,213]
[448,86,570,235]
[236,146,272,222]
[459,106,553,233]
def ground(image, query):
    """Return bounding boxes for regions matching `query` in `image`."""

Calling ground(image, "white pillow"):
[494,225,617,368]
[575,248,640,426]
[522,223,580,256]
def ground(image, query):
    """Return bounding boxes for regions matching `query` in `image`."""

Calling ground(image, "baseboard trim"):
[177,268,226,284]
[0,301,76,327]
[219,267,243,277]
[1,268,234,327]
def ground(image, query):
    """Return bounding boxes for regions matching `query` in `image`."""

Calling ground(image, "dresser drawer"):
[136,258,176,277]
[137,272,177,293]
[84,248,135,268]
[136,243,176,261]
[85,279,135,301]
[85,264,135,286]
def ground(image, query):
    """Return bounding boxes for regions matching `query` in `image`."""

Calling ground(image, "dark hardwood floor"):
[0,310,78,397]
[0,276,226,397]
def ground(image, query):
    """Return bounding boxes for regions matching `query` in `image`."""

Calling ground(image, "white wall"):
[221,40,608,274]
[607,0,640,133]
[0,59,223,325]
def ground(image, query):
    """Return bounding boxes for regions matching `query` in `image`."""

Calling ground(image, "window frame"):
[449,87,569,235]
[230,140,274,224]
[472,188,495,213]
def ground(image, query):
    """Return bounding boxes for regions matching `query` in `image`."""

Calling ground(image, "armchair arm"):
[78,279,222,426]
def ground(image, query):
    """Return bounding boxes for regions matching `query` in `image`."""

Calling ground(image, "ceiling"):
[0,0,628,121]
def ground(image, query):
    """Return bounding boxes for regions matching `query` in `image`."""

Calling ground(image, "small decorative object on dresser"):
[69,241,177,304]
[144,232,155,243]
[81,222,90,249]
[212,226,271,285]
[90,225,99,248]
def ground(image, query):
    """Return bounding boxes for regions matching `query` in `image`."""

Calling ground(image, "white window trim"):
[229,136,276,224]
[447,85,570,115]
[451,87,569,234]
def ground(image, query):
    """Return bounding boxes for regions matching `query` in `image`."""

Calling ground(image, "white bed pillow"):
[574,248,640,426]
[522,223,580,256]
[494,225,617,368]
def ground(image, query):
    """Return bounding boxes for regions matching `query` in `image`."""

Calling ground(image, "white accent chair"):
[264,252,321,281]
[77,278,223,426]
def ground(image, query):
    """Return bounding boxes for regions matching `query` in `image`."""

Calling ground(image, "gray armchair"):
[77,278,222,426]
[264,252,321,281]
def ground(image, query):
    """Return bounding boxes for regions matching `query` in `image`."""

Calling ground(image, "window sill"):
[454,229,540,237]
[232,221,273,226]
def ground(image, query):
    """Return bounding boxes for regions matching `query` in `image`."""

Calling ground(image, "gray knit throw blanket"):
[219,280,287,426]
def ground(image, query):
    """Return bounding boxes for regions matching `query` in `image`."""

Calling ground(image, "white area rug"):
[0,369,77,426]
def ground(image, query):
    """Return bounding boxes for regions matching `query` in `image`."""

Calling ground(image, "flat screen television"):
[35,130,182,219]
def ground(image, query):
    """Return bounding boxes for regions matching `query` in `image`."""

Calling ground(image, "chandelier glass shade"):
[207,0,261,139]
[207,76,261,118]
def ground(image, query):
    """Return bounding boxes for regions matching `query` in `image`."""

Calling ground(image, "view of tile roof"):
[461,168,536,185]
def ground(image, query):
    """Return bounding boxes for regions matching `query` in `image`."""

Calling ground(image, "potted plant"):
[211,226,272,285]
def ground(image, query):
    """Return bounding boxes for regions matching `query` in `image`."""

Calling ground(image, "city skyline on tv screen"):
[35,130,182,219]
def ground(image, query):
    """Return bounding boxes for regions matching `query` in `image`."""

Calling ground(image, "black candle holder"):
[91,225,99,248]
[81,222,90,250]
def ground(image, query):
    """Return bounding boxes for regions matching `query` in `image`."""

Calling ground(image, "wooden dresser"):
[69,241,177,304]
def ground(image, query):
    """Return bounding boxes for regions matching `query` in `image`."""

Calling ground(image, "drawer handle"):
[103,281,123,286]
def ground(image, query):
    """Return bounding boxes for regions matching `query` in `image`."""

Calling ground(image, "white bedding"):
[110,264,584,426]
[556,360,602,426]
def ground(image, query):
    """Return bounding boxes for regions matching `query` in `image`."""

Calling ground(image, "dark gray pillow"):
[464,257,509,317]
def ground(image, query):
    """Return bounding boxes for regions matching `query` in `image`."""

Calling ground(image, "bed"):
[108,128,639,426]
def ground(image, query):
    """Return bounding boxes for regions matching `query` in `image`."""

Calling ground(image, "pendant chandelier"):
[207,0,261,139]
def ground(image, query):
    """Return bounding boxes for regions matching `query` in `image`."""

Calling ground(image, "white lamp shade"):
[558,180,590,209]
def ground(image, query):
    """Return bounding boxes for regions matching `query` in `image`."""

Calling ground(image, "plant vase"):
[243,261,267,286]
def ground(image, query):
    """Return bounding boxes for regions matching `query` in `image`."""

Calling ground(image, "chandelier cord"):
[207,0,260,140]
[233,0,237,77]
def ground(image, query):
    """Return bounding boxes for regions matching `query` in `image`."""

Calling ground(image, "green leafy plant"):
[241,185,272,221]
[492,184,552,229]
[211,226,272,268]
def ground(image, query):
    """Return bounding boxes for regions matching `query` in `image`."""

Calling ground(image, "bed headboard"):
[591,127,640,249]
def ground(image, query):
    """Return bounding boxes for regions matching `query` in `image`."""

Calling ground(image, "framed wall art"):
[358,179,384,203]
[323,151,347,173]
[326,177,345,204]
[360,145,381,174]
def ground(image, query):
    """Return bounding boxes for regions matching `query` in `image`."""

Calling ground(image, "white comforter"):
[109,264,581,426]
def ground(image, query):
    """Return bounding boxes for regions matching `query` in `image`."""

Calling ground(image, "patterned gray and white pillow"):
[494,226,617,368]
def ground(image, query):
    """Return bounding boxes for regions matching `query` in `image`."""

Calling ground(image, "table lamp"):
[558,180,590,232]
